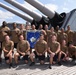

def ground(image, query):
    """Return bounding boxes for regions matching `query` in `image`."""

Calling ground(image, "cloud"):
[62,7,69,11]
[0,19,5,26]
[14,20,25,24]
[64,2,67,6]
[66,0,74,3]
[61,0,75,12]
[45,4,58,11]
[52,0,56,1]
[22,1,58,11]
[22,2,37,11]
[0,10,15,19]
[0,10,15,25]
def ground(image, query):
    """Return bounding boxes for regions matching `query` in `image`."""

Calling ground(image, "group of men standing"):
[0,21,76,69]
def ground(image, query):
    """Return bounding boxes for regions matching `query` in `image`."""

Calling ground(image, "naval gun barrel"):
[4,0,50,28]
[25,0,66,28]
[5,0,42,22]
[0,2,33,23]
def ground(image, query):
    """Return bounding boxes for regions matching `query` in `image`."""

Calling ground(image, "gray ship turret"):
[4,0,50,29]
[25,0,66,28]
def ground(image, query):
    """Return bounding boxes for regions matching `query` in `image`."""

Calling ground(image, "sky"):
[0,0,76,25]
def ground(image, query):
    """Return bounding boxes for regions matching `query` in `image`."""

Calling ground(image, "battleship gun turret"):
[25,0,66,28]
[5,0,50,28]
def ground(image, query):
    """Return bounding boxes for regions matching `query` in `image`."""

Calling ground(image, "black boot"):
[29,62,35,66]
[0,58,2,64]
[9,63,13,68]
[72,56,76,61]
[13,63,18,68]
[49,64,52,69]
[58,61,62,66]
